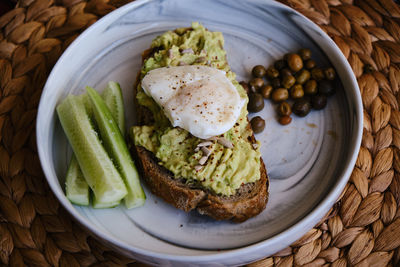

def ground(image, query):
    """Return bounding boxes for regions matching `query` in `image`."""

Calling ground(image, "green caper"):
[287,53,303,72]
[266,66,279,79]
[278,102,292,116]
[280,68,292,78]
[279,115,292,125]
[290,84,304,99]
[249,78,264,92]
[271,88,289,103]
[271,78,281,89]
[292,98,311,117]
[298,48,312,61]
[260,85,273,99]
[248,93,265,112]
[250,116,265,133]
[304,79,318,95]
[319,80,336,96]
[311,94,327,110]
[324,67,336,80]
[274,59,287,70]
[252,65,267,78]
[239,81,250,94]
[295,69,311,85]
[305,59,316,69]
[311,68,325,81]
[282,75,296,89]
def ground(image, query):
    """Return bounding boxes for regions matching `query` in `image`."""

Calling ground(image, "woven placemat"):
[0,0,399,266]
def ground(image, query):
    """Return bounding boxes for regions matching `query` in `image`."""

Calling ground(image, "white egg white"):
[141,65,245,139]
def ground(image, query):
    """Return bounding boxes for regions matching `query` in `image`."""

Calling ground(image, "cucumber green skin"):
[101,82,125,137]
[57,95,128,204]
[64,83,128,208]
[65,156,89,205]
[87,87,146,209]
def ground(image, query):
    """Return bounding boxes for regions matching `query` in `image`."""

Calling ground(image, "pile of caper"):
[244,48,336,131]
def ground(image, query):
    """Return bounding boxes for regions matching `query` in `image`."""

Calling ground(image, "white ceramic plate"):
[37,0,363,265]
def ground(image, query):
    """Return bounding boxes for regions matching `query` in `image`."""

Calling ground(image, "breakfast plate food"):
[37,0,362,265]
[132,23,269,223]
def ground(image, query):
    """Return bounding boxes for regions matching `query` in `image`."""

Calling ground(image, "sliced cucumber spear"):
[64,94,90,206]
[57,95,128,204]
[86,86,146,209]
[101,82,125,137]
[65,156,89,205]
[94,82,130,208]
[65,83,127,206]
[92,194,121,209]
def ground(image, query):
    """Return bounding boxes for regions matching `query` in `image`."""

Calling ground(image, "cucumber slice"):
[64,85,127,208]
[65,156,89,205]
[64,95,91,206]
[93,199,120,209]
[102,82,125,136]
[86,87,146,209]
[92,193,120,209]
[57,95,127,204]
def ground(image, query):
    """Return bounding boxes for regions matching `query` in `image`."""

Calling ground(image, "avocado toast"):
[131,23,269,222]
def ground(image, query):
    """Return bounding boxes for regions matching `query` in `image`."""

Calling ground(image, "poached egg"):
[141,65,245,139]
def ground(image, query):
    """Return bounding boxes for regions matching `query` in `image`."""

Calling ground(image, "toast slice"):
[131,29,269,223]
[134,139,268,222]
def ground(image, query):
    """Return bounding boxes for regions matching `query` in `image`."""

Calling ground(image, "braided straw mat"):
[1,0,400,266]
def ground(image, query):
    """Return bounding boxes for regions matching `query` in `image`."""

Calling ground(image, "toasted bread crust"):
[131,47,269,222]
[134,145,268,222]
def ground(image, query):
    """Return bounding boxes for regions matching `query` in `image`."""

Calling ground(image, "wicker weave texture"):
[0,0,399,266]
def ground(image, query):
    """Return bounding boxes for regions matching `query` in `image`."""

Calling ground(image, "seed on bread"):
[217,137,233,148]
[199,156,208,165]
[201,146,212,157]
[168,49,174,59]
[197,141,213,147]
[181,48,194,54]
[194,165,203,171]
[195,57,207,63]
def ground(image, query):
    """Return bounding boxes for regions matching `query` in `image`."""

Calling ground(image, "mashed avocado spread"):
[131,23,261,196]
